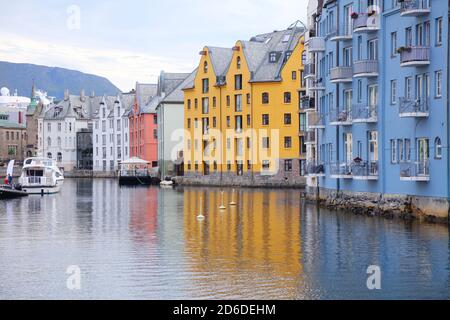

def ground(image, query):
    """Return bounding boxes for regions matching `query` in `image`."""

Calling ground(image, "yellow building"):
[183,24,307,185]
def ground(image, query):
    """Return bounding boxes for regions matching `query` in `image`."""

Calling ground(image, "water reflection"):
[0,180,449,299]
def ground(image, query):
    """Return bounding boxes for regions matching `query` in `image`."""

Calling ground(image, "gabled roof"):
[136,83,158,113]
[206,46,234,80]
[41,94,101,120]
[161,69,197,103]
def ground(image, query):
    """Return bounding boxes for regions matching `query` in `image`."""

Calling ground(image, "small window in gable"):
[282,34,290,43]
[203,61,208,73]
[269,52,278,63]
[435,137,442,159]
[237,56,241,69]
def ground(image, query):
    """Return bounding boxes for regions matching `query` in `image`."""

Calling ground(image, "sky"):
[0,0,308,92]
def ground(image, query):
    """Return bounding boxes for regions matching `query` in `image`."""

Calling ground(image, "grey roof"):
[0,119,26,129]
[161,69,197,103]
[41,94,102,120]
[206,46,234,80]
[136,83,158,113]
[157,72,191,97]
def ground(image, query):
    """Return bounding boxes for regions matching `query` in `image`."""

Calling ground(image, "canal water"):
[0,179,449,300]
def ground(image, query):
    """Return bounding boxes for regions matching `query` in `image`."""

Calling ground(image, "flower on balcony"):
[351,12,359,19]
[396,46,412,54]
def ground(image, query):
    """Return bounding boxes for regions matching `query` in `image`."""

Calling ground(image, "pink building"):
[129,83,158,167]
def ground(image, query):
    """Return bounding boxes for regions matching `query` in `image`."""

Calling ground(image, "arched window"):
[301,51,307,65]
[57,152,63,163]
[57,137,61,147]
[435,137,442,159]
[204,61,208,73]
[47,137,51,147]
[47,152,52,159]
[237,56,241,69]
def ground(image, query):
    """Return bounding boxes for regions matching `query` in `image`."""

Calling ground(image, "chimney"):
[64,89,69,101]
[80,89,85,101]
[91,90,95,98]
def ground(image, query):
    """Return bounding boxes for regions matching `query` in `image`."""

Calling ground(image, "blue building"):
[304,0,449,220]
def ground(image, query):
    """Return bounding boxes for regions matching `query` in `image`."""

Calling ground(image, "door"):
[368,85,378,117]
[368,131,378,175]
[344,133,353,164]
[417,138,429,175]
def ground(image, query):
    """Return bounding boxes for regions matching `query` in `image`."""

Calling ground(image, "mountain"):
[0,61,121,100]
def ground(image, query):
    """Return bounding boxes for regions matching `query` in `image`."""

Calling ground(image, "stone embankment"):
[174,175,306,189]
[305,187,449,224]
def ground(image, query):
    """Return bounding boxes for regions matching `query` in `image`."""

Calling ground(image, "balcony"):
[300,96,315,111]
[330,66,353,83]
[309,79,326,91]
[329,109,352,126]
[330,24,353,42]
[352,161,379,180]
[353,60,378,78]
[352,104,378,123]
[307,111,325,129]
[330,163,353,179]
[352,13,380,33]
[305,161,325,177]
[304,63,316,79]
[307,37,325,52]
[400,0,430,17]
[304,131,316,145]
[399,46,430,67]
[400,161,430,182]
[399,97,429,118]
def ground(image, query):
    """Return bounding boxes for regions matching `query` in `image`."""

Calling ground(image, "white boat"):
[19,158,65,194]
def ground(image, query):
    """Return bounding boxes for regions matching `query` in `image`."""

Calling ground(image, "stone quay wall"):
[305,186,449,223]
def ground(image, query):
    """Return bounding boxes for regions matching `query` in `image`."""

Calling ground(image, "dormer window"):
[269,52,278,63]
[285,51,292,61]
[282,34,290,43]
[204,61,208,73]
[237,56,241,69]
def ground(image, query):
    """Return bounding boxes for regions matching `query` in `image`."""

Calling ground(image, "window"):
[391,32,397,57]
[284,160,293,172]
[405,77,413,100]
[235,95,242,112]
[435,137,442,159]
[284,113,292,125]
[235,75,242,90]
[247,115,251,126]
[436,17,443,46]
[212,97,216,108]
[262,137,270,149]
[262,114,269,126]
[398,139,404,162]
[195,99,198,109]
[406,27,412,47]
[262,160,270,170]
[226,95,231,107]
[58,123,62,132]
[237,56,241,69]
[203,61,208,73]
[202,98,209,114]
[202,79,209,94]
[357,80,363,103]
[391,139,397,164]
[391,80,397,104]
[187,118,191,129]
[246,94,251,105]
[47,137,51,147]
[284,137,292,149]
[153,115,157,125]
[284,92,291,104]
[226,116,231,127]
[436,71,442,97]
[212,117,217,128]
[235,116,242,133]
[262,92,269,104]
[292,71,297,80]
[187,99,191,110]
[269,52,277,63]
[47,123,51,132]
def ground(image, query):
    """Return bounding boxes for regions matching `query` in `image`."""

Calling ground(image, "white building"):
[93,93,135,172]
[156,71,195,178]
[38,90,101,171]
[0,87,30,126]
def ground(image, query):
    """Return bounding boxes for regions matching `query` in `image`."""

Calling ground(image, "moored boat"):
[0,185,28,199]
[19,158,65,194]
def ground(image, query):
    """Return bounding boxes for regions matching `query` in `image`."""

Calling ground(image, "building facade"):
[0,119,26,163]
[304,0,449,219]
[156,71,194,178]
[129,83,158,167]
[38,90,101,171]
[183,25,307,186]
[92,93,134,172]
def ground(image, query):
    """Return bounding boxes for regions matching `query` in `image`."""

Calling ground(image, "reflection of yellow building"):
[183,188,303,298]
[183,24,307,184]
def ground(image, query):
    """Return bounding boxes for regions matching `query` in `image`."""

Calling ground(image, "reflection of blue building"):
[304,0,449,219]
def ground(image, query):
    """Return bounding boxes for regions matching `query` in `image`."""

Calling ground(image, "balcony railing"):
[400,0,430,17]
[399,97,429,118]
[329,109,352,126]
[352,104,378,123]
[330,66,353,83]
[353,13,380,33]
[309,79,326,91]
[330,23,353,41]
[330,162,353,179]
[400,46,430,67]
[305,161,325,176]
[304,63,316,79]
[400,161,430,181]
[353,60,379,77]
[307,37,325,52]
[305,131,316,144]
[300,96,315,110]
[352,161,379,180]
[307,111,325,129]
